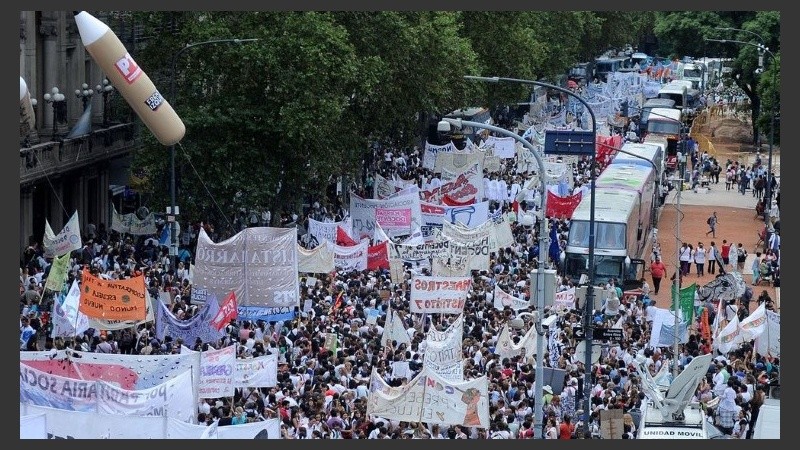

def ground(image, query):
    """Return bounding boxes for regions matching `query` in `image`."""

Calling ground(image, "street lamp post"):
[438,117,550,438]
[42,86,66,139]
[75,82,94,111]
[95,78,115,127]
[167,38,259,271]
[704,38,778,223]
[464,75,596,436]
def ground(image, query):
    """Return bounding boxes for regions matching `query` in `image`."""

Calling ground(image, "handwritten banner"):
[78,269,147,321]
[198,346,236,398]
[410,276,471,314]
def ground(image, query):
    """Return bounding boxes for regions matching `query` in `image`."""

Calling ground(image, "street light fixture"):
[438,115,550,438]
[95,78,115,126]
[704,37,778,224]
[75,82,94,111]
[167,38,259,271]
[464,74,597,437]
[42,86,66,139]
[714,27,765,45]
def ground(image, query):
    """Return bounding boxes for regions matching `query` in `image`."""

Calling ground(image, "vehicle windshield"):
[568,220,627,249]
[683,68,703,78]
[647,120,681,136]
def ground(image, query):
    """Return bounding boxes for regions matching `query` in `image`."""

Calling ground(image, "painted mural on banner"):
[420,201,490,239]
[43,211,82,258]
[110,205,157,235]
[199,345,236,398]
[78,268,147,321]
[367,366,489,428]
[420,163,484,205]
[410,276,471,314]
[192,227,299,308]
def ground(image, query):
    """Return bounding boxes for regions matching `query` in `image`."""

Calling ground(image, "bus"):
[595,56,630,82]
[638,98,675,130]
[658,83,687,110]
[564,188,644,289]
[644,107,682,173]
[613,142,665,186]
[596,163,656,260]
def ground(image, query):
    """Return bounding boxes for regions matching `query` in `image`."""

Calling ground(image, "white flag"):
[43,211,82,257]
[739,303,767,340]
[715,315,744,354]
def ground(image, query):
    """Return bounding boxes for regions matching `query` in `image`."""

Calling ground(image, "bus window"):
[596,223,626,249]
[568,221,590,247]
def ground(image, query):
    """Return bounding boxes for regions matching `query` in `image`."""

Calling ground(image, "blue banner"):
[237,306,296,323]
[155,297,226,345]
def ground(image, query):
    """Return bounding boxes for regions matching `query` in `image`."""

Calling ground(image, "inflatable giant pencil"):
[19,76,35,136]
[74,11,185,146]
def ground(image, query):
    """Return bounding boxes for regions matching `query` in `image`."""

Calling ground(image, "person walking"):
[694,242,706,277]
[679,243,693,276]
[721,240,732,270]
[705,212,718,238]
[736,243,748,272]
[650,256,666,295]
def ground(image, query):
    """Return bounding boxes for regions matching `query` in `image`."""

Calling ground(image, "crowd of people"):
[20,93,778,439]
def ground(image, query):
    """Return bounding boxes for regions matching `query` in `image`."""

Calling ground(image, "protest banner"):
[349,192,422,240]
[96,369,194,422]
[50,280,90,338]
[19,362,97,412]
[78,268,147,321]
[333,239,369,271]
[88,290,155,331]
[410,276,471,314]
[424,315,464,382]
[237,306,296,322]
[553,287,577,312]
[493,285,529,311]
[234,353,278,388]
[210,291,238,331]
[19,412,47,439]
[192,227,299,308]
[367,241,390,271]
[297,242,335,273]
[43,252,70,293]
[110,205,157,235]
[755,310,780,357]
[307,218,341,246]
[198,345,236,398]
[367,366,489,428]
[155,296,225,345]
[43,211,82,258]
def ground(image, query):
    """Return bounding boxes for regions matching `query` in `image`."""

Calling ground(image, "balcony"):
[20,123,137,187]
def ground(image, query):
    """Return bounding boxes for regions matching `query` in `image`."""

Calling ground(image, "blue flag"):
[159,224,171,247]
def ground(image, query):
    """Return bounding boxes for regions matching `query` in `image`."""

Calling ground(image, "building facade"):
[19,11,144,264]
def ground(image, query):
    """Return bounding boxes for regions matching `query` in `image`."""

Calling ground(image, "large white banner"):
[494,324,537,360]
[424,315,464,382]
[20,403,281,439]
[493,285,529,311]
[297,242,335,273]
[374,173,402,200]
[388,238,451,260]
[43,211,82,258]
[350,192,423,240]
[434,148,485,175]
[420,201,490,240]
[20,350,202,400]
[167,417,281,439]
[50,280,90,338]
[199,345,236,398]
[422,141,457,170]
[96,369,194,422]
[553,287,577,312]
[110,205,157,235]
[755,310,780,357]
[333,239,369,271]
[367,366,489,428]
[193,227,299,307]
[19,412,47,439]
[440,220,492,272]
[410,276,471,314]
[420,163,484,205]
[307,218,341,246]
[234,353,278,388]
[483,136,516,159]
[20,362,97,412]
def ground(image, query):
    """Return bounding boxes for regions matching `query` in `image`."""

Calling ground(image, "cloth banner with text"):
[95,369,194,422]
[410,276,471,314]
[754,310,780,357]
[88,290,155,331]
[373,173,403,200]
[494,324,537,360]
[333,239,369,272]
[192,227,299,308]
[367,241,390,271]
[420,163,484,205]
[110,205,157,235]
[198,345,236,398]
[234,353,278,388]
[423,314,465,382]
[367,366,489,428]
[307,218,342,246]
[43,211,82,258]
[78,268,147,321]
[421,201,490,240]
[422,141,457,170]
[350,192,422,240]
[43,252,71,293]
[493,285,529,311]
[155,297,225,346]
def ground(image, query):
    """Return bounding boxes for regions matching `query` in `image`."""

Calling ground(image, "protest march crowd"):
[20,74,779,440]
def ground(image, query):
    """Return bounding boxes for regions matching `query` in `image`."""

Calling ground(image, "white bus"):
[564,188,641,288]
[613,142,665,186]
[658,83,687,110]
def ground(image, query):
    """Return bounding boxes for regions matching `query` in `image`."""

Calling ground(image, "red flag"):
[210,291,238,331]
[336,226,358,246]
[545,191,583,219]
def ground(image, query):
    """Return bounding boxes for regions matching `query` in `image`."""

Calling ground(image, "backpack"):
[707,216,713,225]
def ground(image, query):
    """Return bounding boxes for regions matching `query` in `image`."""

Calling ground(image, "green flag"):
[679,283,697,323]
[43,252,71,293]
